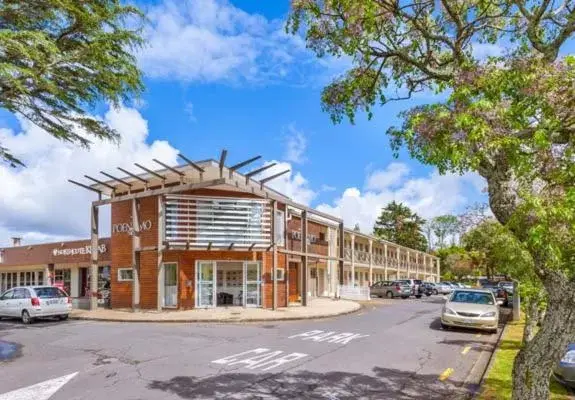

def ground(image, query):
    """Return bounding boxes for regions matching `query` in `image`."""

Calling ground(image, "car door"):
[13,288,31,316]
[0,290,15,316]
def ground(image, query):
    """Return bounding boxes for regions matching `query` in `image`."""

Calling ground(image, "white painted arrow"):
[0,372,78,400]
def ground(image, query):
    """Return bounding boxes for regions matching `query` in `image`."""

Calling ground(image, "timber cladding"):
[109,190,288,310]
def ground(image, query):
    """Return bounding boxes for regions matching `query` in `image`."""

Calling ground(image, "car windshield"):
[33,287,67,298]
[451,291,494,305]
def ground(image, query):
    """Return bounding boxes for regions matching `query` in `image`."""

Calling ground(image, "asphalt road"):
[0,296,505,400]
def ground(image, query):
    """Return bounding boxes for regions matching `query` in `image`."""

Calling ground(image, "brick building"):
[1,152,440,311]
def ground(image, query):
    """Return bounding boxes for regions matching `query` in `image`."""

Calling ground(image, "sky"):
[0,0,488,247]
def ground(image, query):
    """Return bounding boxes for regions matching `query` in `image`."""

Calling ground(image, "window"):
[1,290,14,300]
[34,287,67,298]
[13,288,30,299]
[275,210,285,246]
[54,269,71,295]
[37,271,44,285]
[275,268,285,281]
[319,232,325,242]
[118,268,134,282]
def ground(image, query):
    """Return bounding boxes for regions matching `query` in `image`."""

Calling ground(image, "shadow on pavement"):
[148,367,472,400]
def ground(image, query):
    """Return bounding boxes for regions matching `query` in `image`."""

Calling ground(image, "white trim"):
[275,267,285,281]
[117,268,134,282]
[161,262,178,308]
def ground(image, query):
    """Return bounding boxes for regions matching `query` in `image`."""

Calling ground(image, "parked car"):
[420,283,434,297]
[423,282,439,295]
[436,282,454,294]
[441,288,499,334]
[554,343,575,389]
[370,281,412,299]
[0,286,72,324]
[482,282,510,307]
[401,279,423,298]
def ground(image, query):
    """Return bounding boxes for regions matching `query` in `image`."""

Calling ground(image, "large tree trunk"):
[512,271,575,400]
[522,294,542,344]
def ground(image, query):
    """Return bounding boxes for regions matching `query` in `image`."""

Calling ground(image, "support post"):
[415,252,419,279]
[131,198,141,311]
[301,210,308,306]
[272,201,278,310]
[384,243,388,281]
[338,222,344,286]
[513,281,521,321]
[351,234,355,287]
[397,248,401,279]
[157,196,164,311]
[436,258,440,281]
[284,207,289,306]
[90,204,99,311]
[368,239,373,285]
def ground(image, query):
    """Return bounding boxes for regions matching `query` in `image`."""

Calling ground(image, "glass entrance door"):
[244,262,262,307]
[197,261,215,307]
[164,263,178,307]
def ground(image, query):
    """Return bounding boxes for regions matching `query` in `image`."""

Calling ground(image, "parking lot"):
[0,296,507,400]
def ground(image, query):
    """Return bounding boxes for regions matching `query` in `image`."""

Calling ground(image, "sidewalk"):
[70,298,360,323]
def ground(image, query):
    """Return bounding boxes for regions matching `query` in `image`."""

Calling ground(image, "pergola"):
[69,149,345,311]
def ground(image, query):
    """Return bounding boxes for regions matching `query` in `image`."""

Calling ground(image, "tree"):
[0,0,145,167]
[353,223,361,232]
[289,2,575,398]
[373,201,427,251]
[431,215,459,248]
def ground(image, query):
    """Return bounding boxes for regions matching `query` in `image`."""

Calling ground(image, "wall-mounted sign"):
[52,244,107,257]
[112,220,152,235]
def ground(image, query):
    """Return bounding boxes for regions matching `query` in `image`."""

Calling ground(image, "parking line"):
[461,346,471,355]
[439,368,454,381]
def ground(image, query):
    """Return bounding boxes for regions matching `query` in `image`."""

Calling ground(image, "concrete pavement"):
[69,298,360,322]
[0,296,504,399]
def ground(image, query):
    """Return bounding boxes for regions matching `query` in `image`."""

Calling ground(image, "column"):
[436,258,440,281]
[131,198,141,311]
[272,200,278,310]
[415,253,419,280]
[70,267,79,298]
[384,243,388,280]
[368,239,373,285]
[157,195,164,311]
[350,234,355,287]
[90,204,99,310]
[396,247,401,279]
[44,264,51,285]
[338,222,344,286]
[301,210,308,306]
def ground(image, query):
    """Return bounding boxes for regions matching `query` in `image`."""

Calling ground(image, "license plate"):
[464,319,473,324]
[47,299,62,305]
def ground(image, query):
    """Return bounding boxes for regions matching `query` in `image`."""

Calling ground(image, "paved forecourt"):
[0,296,502,399]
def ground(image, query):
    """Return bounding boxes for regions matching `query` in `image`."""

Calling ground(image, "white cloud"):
[284,124,307,164]
[184,102,197,122]
[259,161,316,206]
[320,184,336,192]
[137,0,345,85]
[316,163,486,234]
[0,106,178,246]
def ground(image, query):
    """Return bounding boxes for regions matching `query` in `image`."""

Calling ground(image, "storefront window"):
[54,269,71,295]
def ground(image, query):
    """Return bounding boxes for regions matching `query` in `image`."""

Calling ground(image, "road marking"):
[0,372,78,400]
[439,368,454,381]
[288,330,370,344]
[475,333,482,338]
[212,348,307,372]
[357,312,365,316]
[461,346,471,355]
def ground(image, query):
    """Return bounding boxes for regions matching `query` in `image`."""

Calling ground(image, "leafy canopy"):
[289,0,575,280]
[0,0,145,166]
[373,201,428,251]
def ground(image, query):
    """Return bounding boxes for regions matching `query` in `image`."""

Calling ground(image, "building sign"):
[52,244,107,257]
[112,220,153,235]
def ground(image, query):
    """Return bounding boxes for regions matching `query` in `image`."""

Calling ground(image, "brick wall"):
[287,216,329,256]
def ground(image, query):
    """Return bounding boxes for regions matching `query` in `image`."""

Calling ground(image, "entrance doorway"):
[163,263,178,307]
[195,261,262,308]
[288,262,299,303]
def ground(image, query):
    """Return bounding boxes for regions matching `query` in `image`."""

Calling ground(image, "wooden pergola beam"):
[229,155,261,171]
[245,163,277,179]
[84,175,116,191]
[100,171,133,188]
[68,179,102,195]
[178,154,205,172]
[153,159,185,176]
[134,163,166,181]
[117,167,149,184]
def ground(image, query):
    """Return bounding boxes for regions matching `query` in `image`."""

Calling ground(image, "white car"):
[0,286,72,324]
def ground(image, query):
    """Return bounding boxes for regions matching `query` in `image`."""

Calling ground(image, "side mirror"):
[497,300,504,306]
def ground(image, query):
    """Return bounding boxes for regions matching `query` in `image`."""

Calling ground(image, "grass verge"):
[478,319,573,399]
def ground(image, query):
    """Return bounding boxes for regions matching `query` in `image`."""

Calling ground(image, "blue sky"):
[0,0,487,246]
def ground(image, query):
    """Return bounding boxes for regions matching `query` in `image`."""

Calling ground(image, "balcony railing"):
[164,195,272,249]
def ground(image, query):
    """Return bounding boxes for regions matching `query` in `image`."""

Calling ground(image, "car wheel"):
[401,296,409,299]
[441,322,450,330]
[59,315,69,321]
[415,295,422,299]
[386,291,393,299]
[21,310,32,325]
[433,290,438,295]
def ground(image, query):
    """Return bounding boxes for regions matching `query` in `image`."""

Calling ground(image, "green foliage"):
[431,214,460,248]
[0,0,145,166]
[373,201,428,251]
